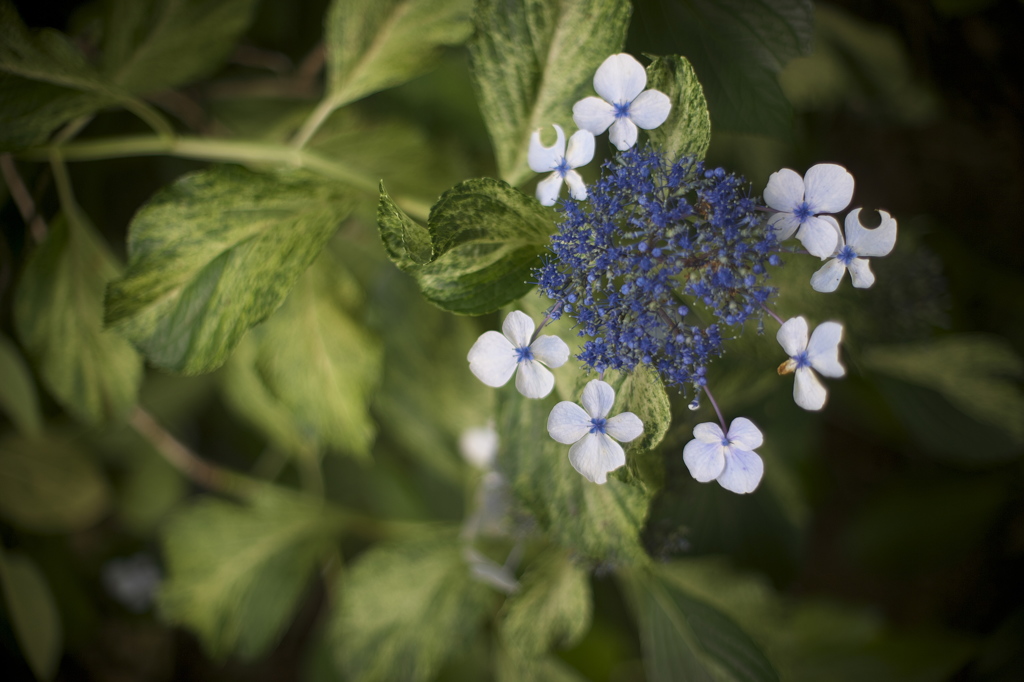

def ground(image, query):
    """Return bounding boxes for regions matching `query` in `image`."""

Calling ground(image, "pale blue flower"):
[777,316,846,411]
[811,208,898,292]
[468,311,570,398]
[529,124,595,206]
[682,418,764,494]
[763,164,854,258]
[573,53,671,151]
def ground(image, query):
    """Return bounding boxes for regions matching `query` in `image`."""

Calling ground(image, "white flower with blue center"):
[547,379,644,484]
[529,124,595,206]
[682,418,765,494]
[776,316,846,411]
[763,164,855,259]
[572,53,671,151]
[468,311,570,399]
[810,208,898,292]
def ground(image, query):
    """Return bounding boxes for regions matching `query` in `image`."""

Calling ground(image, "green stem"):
[119,96,175,139]
[290,95,341,149]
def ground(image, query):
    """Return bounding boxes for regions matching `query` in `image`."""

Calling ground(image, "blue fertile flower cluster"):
[536,147,778,393]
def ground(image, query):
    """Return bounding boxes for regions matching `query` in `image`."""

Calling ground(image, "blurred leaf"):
[0,434,110,532]
[15,213,143,425]
[622,565,780,682]
[106,166,353,374]
[101,0,260,93]
[632,0,813,137]
[645,55,712,162]
[0,546,62,681]
[378,178,554,314]
[469,0,631,185]
[0,333,42,436]
[159,486,344,659]
[329,531,495,682]
[324,0,474,108]
[499,550,592,658]
[114,442,187,535]
[496,651,590,682]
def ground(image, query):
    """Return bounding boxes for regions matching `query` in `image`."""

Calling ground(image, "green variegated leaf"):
[330,531,495,682]
[105,166,353,374]
[0,334,42,436]
[0,547,62,681]
[15,213,143,425]
[324,0,474,108]
[645,55,712,162]
[159,486,344,660]
[469,0,631,185]
[0,76,112,150]
[499,550,592,658]
[606,365,672,454]
[377,182,433,269]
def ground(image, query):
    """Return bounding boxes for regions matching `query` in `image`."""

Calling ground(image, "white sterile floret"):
[763,163,855,259]
[572,53,671,151]
[776,316,846,411]
[810,208,898,292]
[682,418,765,494]
[459,422,499,470]
[529,124,595,206]
[468,310,570,399]
[546,379,644,484]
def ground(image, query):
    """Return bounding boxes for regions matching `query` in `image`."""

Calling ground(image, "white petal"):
[502,310,535,348]
[605,412,643,443]
[527,124,566,172]
[768,212,801,241]
[608,117,638,151]
[683,439,726,482]
[803,163,854,214]
[763,168,805,212]
[536,172,564,206]
[794,366,827,411]
[467,331,518,387]
[572,97,616,134]
[807,321,845,378]
[593,53,647,104]
[847,258,875,288]
[459,424,499,470]
[693,421,725,443]
[530,334,570,368]
[581,379,616,419]
[563,170,587,201]
[845,208,897,257]
[777,316,809,357]
[727,417,763,450]
[717,447,764,494]
[547,401,593,444]
[820,214,844,252]
[515,360,555,399]
[564,130,595,168]
[809,258,846,293]
[629,89,671,129]
[568,433,626,484]
[796,215,840,259]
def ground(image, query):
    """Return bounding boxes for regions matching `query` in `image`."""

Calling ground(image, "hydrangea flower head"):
[811,208,898,292]
[529,124,595,206]
[682,417,764,494]
[573,53,671,151]
[763,164,854,258]
[547,379,644,484]
[468,311,570,399]
[536,147,777,395]
[777,316,845,411]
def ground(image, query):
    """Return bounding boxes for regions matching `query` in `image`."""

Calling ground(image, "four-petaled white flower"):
[810,208,898,292]
[572,53,671,151]
[529,124,595,206]
[763,164,855,259]
[682,418,765,494]
[468,311,570,399]
[547,379,644,484]
[776,316,846,411]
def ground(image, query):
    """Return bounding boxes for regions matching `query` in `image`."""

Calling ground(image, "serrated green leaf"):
[159,486,343,660]
[0,434,110,533]
[15,213,143,425]
[623,566,780,682]
[378,178,554,314]
[329,531,495,682]
[499,550,592,658]
[645,55,712,162]
[0,333,42,436]
[0,547,62,681]
[469,0,631,186]
[105,166,354,374]
[324,0,474,109]
[607,365,672,454]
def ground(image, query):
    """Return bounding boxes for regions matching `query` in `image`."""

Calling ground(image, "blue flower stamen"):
[589,417,608,434]
[613,101,631,119]
[515,346,534,363]
[794,202,813,222]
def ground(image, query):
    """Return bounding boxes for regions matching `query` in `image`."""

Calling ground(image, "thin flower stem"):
[290,94,341,148]
[702,384,728,432]
[762,303,785,327]
[119,96,176,140]
[0,153,47,243]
